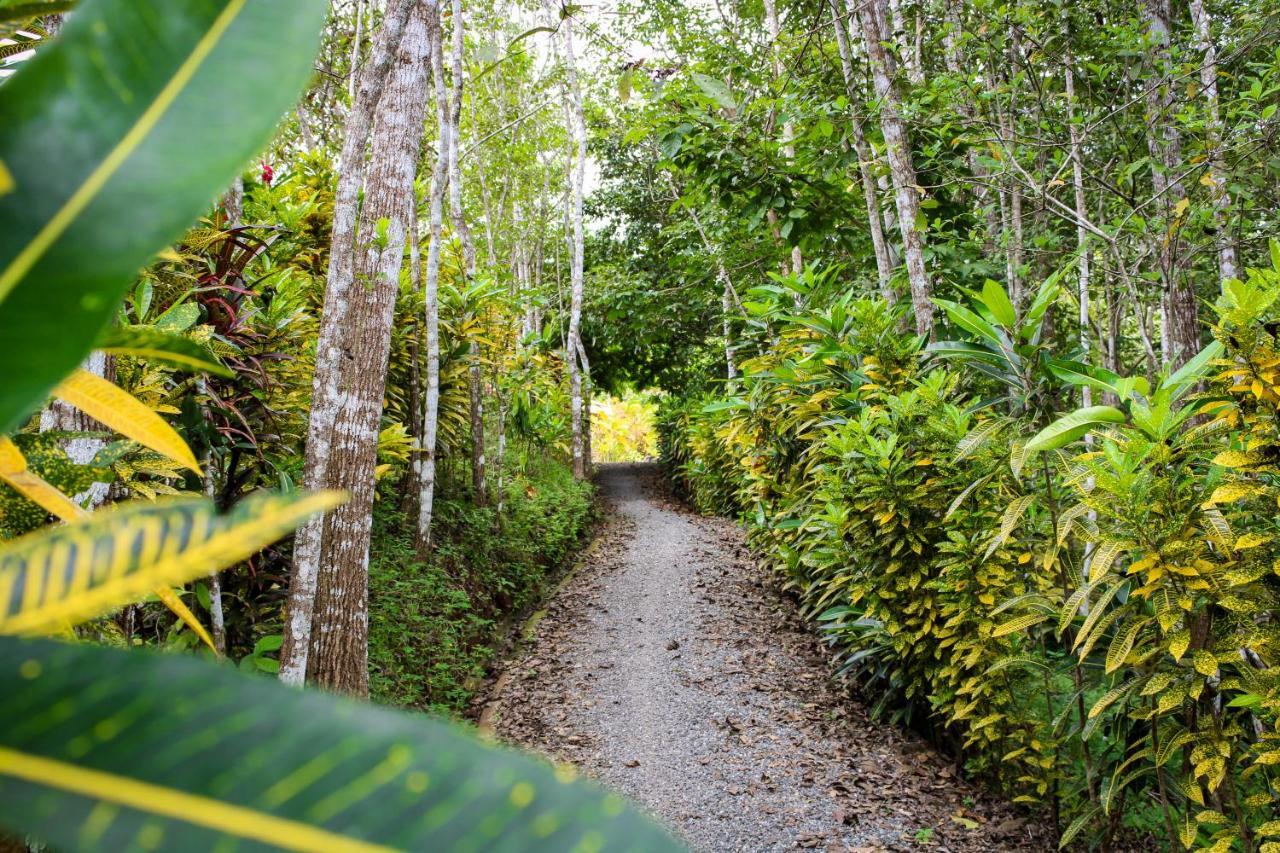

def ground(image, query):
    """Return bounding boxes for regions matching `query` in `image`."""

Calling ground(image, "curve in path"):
[485,463,1046,852]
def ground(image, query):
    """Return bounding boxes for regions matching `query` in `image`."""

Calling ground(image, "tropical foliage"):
[660,257,1280,849]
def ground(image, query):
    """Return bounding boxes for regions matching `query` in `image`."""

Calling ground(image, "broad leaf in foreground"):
[0,491,342,636]
[0,0,326,433]
[0,637,682,852]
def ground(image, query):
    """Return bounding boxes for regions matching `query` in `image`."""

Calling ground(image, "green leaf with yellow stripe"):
[0,491,342,636]
[0,636,680,851]
[0,0,326,434]
[94,325,233,377]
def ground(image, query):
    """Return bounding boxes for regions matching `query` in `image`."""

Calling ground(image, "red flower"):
[260,161,274,185]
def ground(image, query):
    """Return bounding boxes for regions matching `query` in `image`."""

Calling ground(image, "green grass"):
[368,457,595,716]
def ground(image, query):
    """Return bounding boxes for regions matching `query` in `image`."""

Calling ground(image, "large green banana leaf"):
[0,0,326,434]
[0,637,682,852]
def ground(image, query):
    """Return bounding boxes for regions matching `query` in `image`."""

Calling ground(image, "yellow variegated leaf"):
[52,369,201,474]
[1089,539,1126,578]
[152,586,215,652]
[1168,630,1191,662]
[0,159,12,197]
[992,611,1050,637]
[1193,650,1218,677]
[1235,532,1270,550]
[1077,608,1122,660]
[1088,679,1133,718]
[1212,450,1257,468]
[985,495,1034,559]
[1105,619,1147,674]
[1073,580,1125,651]
[0,491,342,635]
[1204,482,1263,506]
[1009,440,1031,478]
[0,438,217,652]
[0,436,88,522]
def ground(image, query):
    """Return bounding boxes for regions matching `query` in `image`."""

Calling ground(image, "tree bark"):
[415,0,450,555]
[1189,0,1238,288]
[39,351,110,507]
[443,0,487,505]
[830,0,893,300]
[560,9,588,480]
[854,0,932,336]
[306,1,432,696]
[1142,0,1199,368]
[763,0,803,275]
[278,0,423,690]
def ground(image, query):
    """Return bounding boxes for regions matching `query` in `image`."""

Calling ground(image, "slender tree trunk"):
[443,0,487,505]
[198,385,228,656]
[221,175,244,228]
[1142,0,1199,368]
[941,1,1000,254]
[854,0,932,336]
[1189,0,1238,287]
[1001,28,1025,311]
[415,0,450,555]
[278,0,421,689]
[560,10,588,480]
[886,0,922,86]
[349,0,364,102]
[763,0,803,275]
[1067,45,1098,584]
[830,0,893,299]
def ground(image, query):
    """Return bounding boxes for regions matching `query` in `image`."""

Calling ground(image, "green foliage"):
[0,636,679,851]
[660,258,1280,849]
[0,0,326,433]
[369,457,594,715]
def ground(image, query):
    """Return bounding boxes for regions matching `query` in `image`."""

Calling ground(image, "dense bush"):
[369,457,594,714]
[659,258,1280,850]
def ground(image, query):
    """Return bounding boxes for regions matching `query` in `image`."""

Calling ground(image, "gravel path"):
[483,463,1048,852]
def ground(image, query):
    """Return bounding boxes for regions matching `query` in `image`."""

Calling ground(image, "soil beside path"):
[481,463,1048,852]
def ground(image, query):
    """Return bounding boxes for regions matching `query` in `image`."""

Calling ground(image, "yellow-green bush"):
[659,258,1280,850]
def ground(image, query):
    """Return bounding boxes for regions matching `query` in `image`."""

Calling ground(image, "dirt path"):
[482,463,1046,852]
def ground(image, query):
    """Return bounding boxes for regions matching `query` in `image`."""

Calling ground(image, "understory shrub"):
[369,456,594,715]
[659,259,1280,850]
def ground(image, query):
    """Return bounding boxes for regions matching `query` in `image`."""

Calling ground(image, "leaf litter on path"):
[481,463,1049,852]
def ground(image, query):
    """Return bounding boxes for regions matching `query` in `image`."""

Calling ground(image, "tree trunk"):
[829,0,893,299]
[560,10,588,480]
[221,175,244,228]
[443,0,487,506]
[1000,28,1025,312]
[39,351,110,507]
[415,0,450,555]
[278,0,423,690]
[1142,0,1199,368]
[854,0,932,336]
[1189,0,1238,288]
[349,0,364,102]
[763,0,803,275]
[307,0,431,696]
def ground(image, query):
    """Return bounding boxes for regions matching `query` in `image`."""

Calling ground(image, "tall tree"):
[1189,0,1238,288]
[415,0,450,554]
[561,8,589,479]
[828,0,893,299]
[1142,0,1200,367]
[852,0,932,336]
[763,0,802,275]
[279,0,427,692]
[445,0,487,505]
